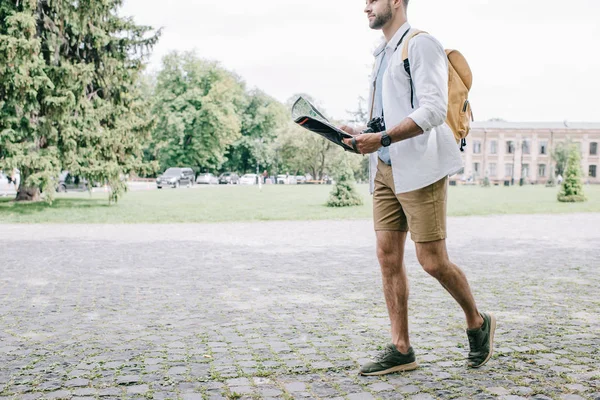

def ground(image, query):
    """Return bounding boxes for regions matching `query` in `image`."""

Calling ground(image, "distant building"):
[455,121,600,185]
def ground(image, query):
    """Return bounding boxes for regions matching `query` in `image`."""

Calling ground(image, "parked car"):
[156,167,195,189]
[218,172,240,185]
[277,174,298,184]
[57,171,89,192]
[239,174,258,185]
[196,173,219,185]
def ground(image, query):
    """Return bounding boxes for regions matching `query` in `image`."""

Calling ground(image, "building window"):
[539,141,548,155]
[522,140,530,155]
[538,164,546,177]
[522,164,529,178]
[590,165,597,178]
[506,141,514,154]
[591,142,598,156]
[473,162,480,176]
[490,140,497,154]
[473,141,482,154]
[505,163,513,177]
[489,163,497,177]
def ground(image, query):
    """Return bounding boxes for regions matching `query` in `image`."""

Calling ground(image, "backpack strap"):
[368,28,412,120]
[399,30,427,109]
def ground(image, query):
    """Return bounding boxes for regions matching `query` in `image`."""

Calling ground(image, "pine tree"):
[0,0,53,201]
[0,0,160,202]
[557,145,586,203]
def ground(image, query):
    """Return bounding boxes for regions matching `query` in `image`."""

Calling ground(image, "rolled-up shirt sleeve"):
[406,34,449,132]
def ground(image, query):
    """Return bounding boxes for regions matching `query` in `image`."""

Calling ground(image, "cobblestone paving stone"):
[0,214,599,399]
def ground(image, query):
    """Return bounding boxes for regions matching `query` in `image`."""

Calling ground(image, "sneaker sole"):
[470,312,496,368]
[359,361,418,376]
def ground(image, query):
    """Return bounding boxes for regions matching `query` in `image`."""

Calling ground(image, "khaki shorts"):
[373,159,448,242]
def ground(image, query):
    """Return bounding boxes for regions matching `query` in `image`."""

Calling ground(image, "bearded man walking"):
[340,0,496,375]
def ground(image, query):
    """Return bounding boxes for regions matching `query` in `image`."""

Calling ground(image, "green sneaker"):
[467,312,496,368]
[359,344,418,376]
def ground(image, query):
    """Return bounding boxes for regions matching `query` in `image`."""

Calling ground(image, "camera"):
[363,116,386,133]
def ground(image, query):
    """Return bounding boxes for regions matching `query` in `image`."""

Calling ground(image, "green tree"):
[552,141,571,177]
[278,122,332,179]
[557,144,586,203]
[0,0,52,201]
[275,94,367,182]
[277,94,340,180]
[150,52,245,174]
[222,89,287,174]
[0,0,160,202]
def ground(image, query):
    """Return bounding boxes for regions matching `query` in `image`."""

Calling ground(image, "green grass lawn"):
[1,183,599,224]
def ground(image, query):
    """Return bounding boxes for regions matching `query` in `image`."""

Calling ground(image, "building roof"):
[471,121,600,130]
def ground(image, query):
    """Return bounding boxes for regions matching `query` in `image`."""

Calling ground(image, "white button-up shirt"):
[368,23,463,194]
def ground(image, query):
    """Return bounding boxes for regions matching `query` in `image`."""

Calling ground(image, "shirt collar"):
[372,22,411,56]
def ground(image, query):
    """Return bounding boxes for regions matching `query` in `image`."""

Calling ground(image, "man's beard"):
[369,3,393,29]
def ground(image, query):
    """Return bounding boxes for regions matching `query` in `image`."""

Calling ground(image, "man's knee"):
[419,258,445,278]
[377,241,395,261]
[416,241,448,278]
[376,231,406,264]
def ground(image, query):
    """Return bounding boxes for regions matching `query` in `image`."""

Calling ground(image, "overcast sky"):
[120,0,599,123]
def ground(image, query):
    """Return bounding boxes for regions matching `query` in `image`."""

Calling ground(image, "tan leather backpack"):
[401,30,474,151]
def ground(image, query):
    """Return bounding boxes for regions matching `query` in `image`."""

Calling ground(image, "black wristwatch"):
[380,132,392,147]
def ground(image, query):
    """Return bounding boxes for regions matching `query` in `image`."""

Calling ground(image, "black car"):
[218,172,240,185]
[57,171,89,192]
[156,167,195,189]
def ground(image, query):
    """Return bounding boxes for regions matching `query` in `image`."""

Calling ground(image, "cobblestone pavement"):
[1,214,599,400]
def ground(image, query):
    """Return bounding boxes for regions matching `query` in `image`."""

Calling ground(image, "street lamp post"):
[255,138,263,189]
[520,140,525,186]
[548,130,555,185]
[511,141,516,186]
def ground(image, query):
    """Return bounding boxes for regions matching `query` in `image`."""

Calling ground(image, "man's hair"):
[403,0,409,8]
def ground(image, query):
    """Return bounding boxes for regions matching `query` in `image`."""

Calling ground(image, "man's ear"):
[392,0,403,10]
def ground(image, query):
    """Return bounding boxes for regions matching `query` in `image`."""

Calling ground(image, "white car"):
[196,173,218,184]
[239,174,258,185]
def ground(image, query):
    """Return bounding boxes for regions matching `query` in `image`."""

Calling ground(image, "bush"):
[557,145,586,203]
[326,165,363,207]
[557,194,587,202]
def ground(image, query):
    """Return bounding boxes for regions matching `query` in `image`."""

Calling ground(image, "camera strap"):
[369,28,411,121]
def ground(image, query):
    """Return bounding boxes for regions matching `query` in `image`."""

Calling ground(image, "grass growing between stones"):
[0,184,599,223]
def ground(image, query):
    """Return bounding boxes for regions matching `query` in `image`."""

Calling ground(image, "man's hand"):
[339,124,362,136]
[342,132,382,154]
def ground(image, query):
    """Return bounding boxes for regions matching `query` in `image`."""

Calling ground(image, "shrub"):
[557,145,586,203]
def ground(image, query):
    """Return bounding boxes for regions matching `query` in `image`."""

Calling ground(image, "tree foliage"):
[149,52,248,173]
[0,0,160,202]
[276,94,341,179]
[552,141,571,177]
[326,157,363,207]
[557,144,586,203]
[221,89,287,174]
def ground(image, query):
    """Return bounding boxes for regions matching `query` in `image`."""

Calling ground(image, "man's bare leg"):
[415,239,483,329]
[376,231,411,353]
